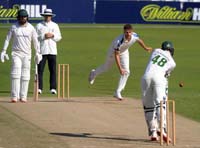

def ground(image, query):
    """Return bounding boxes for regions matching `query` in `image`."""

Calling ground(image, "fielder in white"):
[89,24,152,100]
[0,9,42,103]
[141,41,176,141]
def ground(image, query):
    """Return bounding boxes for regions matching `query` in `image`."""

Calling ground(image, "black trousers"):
[38,55,56,90]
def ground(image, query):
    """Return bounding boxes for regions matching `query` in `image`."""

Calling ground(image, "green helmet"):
[161,41,174,56]
[17,9,28,17]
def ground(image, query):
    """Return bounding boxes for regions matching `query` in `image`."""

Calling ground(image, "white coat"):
[36,21,62,55]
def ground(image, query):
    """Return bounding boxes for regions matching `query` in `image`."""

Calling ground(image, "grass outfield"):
[0,24,200,122]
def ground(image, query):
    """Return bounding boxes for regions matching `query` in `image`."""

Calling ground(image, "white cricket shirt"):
[36,21,62,55]
[3,22,40,57]
[110,32,139,55]
[143,48,176,78]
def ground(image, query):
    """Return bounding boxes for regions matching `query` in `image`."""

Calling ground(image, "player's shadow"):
[50,132,150,143]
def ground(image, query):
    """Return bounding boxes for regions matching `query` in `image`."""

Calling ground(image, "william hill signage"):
[0,4,46,20]
[140,4,200,23]
[0,5,19,19]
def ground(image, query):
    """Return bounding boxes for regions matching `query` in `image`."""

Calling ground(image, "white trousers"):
[141,75,168,136]
[11,55,31,100]
[95,50,130,93]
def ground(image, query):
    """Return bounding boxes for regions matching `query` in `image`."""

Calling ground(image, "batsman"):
[0,9,42,103]
[141,41,176,142]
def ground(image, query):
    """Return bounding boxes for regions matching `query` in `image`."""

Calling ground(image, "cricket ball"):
[179,82,184,87]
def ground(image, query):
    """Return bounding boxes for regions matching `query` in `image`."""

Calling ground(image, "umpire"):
[36,8,62,94]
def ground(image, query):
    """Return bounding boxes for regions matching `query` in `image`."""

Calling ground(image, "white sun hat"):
[40,9,56,17]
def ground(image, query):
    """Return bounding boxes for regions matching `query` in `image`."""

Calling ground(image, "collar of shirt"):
[43,20,52,26]
[17,22,28,27]
[123,33,133,43]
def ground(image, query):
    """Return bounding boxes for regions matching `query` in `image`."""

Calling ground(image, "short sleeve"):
[133,33,139,40]
[113,40,120,50]
[113,35,124,51]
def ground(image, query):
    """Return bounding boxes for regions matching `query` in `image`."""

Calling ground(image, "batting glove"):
[0,51,9,63]
[164,73,170,78]
[35,53,42,64]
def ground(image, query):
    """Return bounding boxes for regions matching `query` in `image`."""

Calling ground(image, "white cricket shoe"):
[11,98,18,103]
[151,131,158,141]
[114,91,123,101]
[19,98,27,103]
[88,69,96,85]
[157,129,171,143]
[38,89,42,94]
[50,89,57,94]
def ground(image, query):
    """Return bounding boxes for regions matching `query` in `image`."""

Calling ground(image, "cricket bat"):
[33,64,38,101]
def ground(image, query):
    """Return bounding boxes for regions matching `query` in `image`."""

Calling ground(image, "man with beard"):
[0,9,42,103]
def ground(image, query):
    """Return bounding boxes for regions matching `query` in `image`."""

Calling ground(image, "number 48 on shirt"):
[152,55,167,67]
